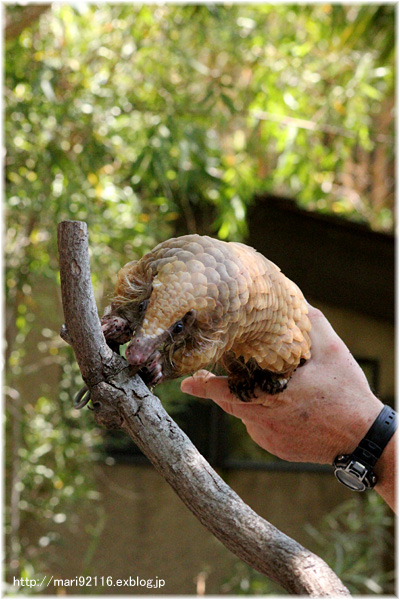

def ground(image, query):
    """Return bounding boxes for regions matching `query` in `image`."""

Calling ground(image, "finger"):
[181,371,257,408]
[181,372,269,422]
[181,371,237,403]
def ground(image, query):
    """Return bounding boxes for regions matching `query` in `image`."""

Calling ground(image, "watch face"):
[334,467,367,491]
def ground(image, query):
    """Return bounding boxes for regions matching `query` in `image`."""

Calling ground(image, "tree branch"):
[57,220,350,597]
[5,4,50,42]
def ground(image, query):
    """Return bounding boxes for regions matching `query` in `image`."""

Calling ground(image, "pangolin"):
[101,234,311,402]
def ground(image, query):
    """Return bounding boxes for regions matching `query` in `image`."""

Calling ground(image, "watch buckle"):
[347,460,368,479]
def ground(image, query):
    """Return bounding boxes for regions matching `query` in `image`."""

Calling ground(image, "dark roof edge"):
[254,193,394,242]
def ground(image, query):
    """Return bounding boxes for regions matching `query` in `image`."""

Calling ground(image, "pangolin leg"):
[222,352,290,401]
[101,315,132,345]
[255,370,289,395]
[222,353,259,402]
[253,358,311,394]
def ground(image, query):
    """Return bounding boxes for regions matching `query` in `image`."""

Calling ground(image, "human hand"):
[181,305,383,465]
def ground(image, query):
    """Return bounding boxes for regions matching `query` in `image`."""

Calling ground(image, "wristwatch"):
[333,405,397,491]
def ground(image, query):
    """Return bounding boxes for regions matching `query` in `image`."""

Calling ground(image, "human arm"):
[181,306,396,511]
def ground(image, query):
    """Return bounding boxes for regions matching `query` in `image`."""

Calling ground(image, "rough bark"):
[57,220,350,597]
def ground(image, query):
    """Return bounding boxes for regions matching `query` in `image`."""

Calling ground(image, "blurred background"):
[5,3,394,595]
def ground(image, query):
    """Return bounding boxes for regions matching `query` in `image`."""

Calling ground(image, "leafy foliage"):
[306,494,395,595]
[5,3,394,591]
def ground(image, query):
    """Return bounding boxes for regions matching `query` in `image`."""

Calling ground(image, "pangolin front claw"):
[138,350,164,386]
[101,315,132,344]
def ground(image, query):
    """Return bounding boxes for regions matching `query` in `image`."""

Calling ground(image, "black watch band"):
[352,405,397,467]
[333,405,397,491]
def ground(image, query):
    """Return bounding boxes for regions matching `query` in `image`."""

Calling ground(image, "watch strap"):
[352,405,397,468]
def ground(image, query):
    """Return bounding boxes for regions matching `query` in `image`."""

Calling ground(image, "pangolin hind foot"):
[222,353,290,402]
[101,234,311,404]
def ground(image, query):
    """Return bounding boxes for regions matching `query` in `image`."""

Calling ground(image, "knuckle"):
[327,340,342,354]
[308,306,324,319]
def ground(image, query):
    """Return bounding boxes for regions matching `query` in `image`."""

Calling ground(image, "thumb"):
[181,370,239,404]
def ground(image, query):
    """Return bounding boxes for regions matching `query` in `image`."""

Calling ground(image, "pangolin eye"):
[172,321,183,334]
[138,300,148,314]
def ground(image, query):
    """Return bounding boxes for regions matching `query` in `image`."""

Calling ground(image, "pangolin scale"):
[101,234,311,402]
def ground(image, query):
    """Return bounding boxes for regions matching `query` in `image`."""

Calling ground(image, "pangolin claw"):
[138,350,164,386]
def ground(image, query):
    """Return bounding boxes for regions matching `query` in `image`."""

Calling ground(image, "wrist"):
[374,432,396,511]
[332,402,397,510]
[328,394,383,462]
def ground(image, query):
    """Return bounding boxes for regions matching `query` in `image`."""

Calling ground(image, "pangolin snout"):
[125,345,146,366]
[125,335,163,366]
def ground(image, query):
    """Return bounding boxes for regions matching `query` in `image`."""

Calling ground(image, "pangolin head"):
[105,235,236,379]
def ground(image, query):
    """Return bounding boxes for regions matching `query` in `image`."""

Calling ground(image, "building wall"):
[310,298,394,400]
